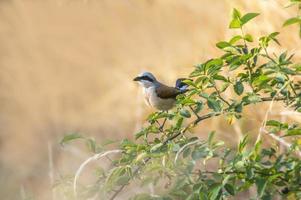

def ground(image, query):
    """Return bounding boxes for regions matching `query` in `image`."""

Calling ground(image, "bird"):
[133,72,188,111]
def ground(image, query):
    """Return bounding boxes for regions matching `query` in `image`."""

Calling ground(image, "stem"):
[213,84,231,106]
[289,81,298,96]
[263,47,277,64]
[240,27,255,92]
[109,185,127,200]
[240,27,247,47]
[160,114,168,131]
[189,105,201,119]
[155,120,164,133]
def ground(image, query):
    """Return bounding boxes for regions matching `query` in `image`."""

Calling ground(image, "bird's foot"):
[159,117,167,132]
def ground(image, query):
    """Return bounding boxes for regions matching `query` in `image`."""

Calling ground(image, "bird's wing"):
[155,84,181,99]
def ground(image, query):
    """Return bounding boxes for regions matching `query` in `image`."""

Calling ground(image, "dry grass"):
[0,0,300,199]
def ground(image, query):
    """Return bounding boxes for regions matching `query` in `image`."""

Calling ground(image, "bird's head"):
[133,72,157,88]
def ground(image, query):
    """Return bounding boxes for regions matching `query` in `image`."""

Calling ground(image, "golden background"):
[0,0,300,199]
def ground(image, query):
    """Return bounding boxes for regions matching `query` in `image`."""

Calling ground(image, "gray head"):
[133,72,157,88]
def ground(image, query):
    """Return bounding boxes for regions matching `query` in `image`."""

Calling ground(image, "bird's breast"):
[145,87,176,111]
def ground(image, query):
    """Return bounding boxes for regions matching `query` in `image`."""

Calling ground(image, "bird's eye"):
[141,76,154,82]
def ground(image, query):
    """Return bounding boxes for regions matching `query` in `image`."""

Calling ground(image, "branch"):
[109,184,127,200]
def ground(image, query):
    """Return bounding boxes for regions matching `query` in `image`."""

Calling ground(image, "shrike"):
[133,72,188,111]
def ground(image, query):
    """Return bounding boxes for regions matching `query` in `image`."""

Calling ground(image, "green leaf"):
[244,34,253,42]
[180,109,191,118]
[229,35,243,44]
[223,46,240,54]
[280,67,296,75]
[150,143,163,152]
[180,98,196,106]
[284,128,301,137]
[238,135,248,153]
[269,32,281,45]
[191,148,207,160]
[240,13,260,25]
[135,130,146,140]
[293,63,301,71]
[208,131,215,146]
[229,18,241,29]
[60,133,83,145]
[116,175,131,186]
[209,184,222,200]
[105,166,127,189]
[232,8,241,18]
[266,120,282,127]
[256,178,267,198]
[283,17,301,27]
[206,58,223,67]
[207,98,222,112]
[224,184,235,195]
[234,81,244,95]
[182,79,197,87]
[213,74,228,82]
[279,51,287,63]
[194,101,204,113]
[216,41,231,49]
[86,138,96,153]
[229,9,242,29]
[253,75,270,87]
[269,32,280,38]
[242,93,262,104]
[175,117,184,129]
[234,104,243,113]
[220,82,230,92]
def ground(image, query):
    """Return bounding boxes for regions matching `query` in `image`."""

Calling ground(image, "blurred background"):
[1,0,301,199]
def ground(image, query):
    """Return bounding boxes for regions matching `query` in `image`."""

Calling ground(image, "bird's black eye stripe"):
[140,76,154,82]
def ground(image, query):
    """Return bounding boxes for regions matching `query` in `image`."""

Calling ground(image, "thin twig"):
[213,84,230,106]
[160,118,167,131]
[108,184,127,200]
[174,139,201,164]
[258,81,290,142]
[189,105,201,119]
[155,120,164,133]
[74,150,122,198]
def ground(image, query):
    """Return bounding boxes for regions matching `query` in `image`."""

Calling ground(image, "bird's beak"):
[133,76,141,81]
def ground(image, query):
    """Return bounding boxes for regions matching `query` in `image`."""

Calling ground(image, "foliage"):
[60,8,301,200]
[284,0,301,37]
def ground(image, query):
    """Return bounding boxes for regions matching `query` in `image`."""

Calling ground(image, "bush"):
[59,6,301,200]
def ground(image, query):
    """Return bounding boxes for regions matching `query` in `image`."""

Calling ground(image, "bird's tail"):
[175,78,191,93]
